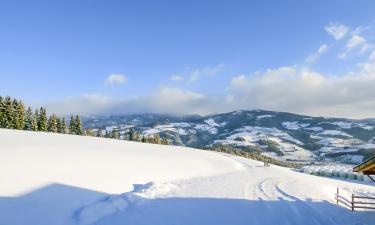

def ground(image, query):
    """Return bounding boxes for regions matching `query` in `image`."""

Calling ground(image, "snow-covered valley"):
[84,110,375,164]
[0,129,374,225]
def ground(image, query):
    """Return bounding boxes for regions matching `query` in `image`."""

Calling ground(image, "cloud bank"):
[47,51,375,119]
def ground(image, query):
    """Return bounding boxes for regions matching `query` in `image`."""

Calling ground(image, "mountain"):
[83,110,375,164]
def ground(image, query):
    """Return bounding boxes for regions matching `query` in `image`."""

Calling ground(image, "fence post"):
[336,187,339,204]
[351,194,354,211]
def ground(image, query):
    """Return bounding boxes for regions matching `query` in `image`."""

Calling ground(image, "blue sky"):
[1,1,375,118]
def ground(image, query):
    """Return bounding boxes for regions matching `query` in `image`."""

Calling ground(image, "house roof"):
[353,155,375,175]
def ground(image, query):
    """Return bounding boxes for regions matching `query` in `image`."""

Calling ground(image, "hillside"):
[0,129,374,225]
[84,110,375,164]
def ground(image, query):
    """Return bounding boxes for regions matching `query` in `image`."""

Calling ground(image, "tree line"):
[0,95,170,145]
[0,96,83,135]
[91,127,169,145]
[201,145,303,169]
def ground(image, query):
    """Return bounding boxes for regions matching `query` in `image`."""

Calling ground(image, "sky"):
[1,0,375,118]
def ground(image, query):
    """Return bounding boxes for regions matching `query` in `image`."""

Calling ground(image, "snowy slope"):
[0,129,375,225]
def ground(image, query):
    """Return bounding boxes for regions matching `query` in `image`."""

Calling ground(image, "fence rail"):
[335,187,375,211]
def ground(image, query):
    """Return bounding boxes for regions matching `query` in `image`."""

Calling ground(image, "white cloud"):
[338,34,371,59]
[369,50,375,61]
[306,44,328,63]
[188,64,224,83]
[228,62,375,119]
[46,94,114,116]
[325,23,349,40]
[347,35,366,49]
[170,75,184,81]
[105,74,127,85]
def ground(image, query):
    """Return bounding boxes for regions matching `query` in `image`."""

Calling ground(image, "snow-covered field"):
[0,129,374,225]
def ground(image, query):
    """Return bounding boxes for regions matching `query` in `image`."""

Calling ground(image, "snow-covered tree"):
[59,117,67,134]
[75,115,83,135]
[37,107,47,131]
[0,96,4,128]
[4,96,14,129]
[32,109,39,131]
[47,114,58,133]
[14,100,25,130]
[69,115,76,134]
[24,107,34,130]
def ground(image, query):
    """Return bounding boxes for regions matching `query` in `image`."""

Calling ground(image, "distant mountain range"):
[83,110,375,164]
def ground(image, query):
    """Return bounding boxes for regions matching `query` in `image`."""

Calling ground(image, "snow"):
[256,115,274,120]
[194,123,218,134]
[204,118,221,127]
[305,126,324,132]
[321,130,352,137]
[143,123,191,136]
[1,129,375,225]
[321,121,373,130]
[282,121,310,130]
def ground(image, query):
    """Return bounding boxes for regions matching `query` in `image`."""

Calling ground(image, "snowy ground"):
[0,129,374,225]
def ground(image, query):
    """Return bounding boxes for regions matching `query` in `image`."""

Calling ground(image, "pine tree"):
[75,115,83,135]
[60,117,67,133]
[37,107,47,131]
[153,134,161,144]
[96,129,103,137]
[56,117,62,133]
[0,96,4,128]
[161,137,169,145]
[24,107,34,130]
[128,128,135,141]
[85,128,94,136]
[15,100,25,130]
[4,96,14,129]
[47,114,58,133]
[32,109,39,131]
[135,132,142,142]
[110,130,119,139]
[69,115,76,134]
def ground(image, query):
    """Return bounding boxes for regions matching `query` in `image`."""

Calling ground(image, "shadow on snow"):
[0,183,374,225]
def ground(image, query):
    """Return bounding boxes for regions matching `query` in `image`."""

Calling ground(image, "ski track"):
[92,156,375,225]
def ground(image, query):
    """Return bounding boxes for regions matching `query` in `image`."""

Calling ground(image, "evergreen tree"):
[135,132,142,142]
[47,114,58,133]
[60,117,67,134]
[75,115,83,135]
[69,115,76,134]
[85,128,94,136]
[161,137,169,145]
[96,129,104,137]
[32,109,39,131]
[15,100,25,130]
[56,117,62,133]
[24,107,34,130]
[110,130,119,139]
[37,107,47,131]
[128,128,135,141]
[153,134,161,144]
[0,96,3,128]
[141,135,147,143]
[4,96,14,129]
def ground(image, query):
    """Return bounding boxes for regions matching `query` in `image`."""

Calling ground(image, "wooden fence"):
[335,187,375,211]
